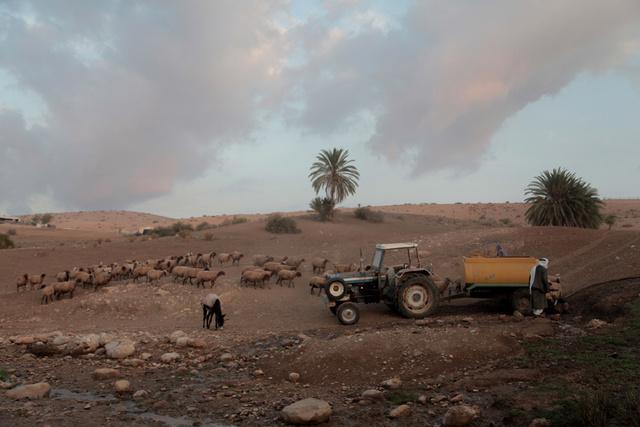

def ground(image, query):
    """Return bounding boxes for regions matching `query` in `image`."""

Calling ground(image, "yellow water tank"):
[463,256,538,285]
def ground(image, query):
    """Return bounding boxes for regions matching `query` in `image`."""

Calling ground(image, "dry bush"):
[265,214,300,234]
[0,234,15,249]
[6,228,16,236]
[203,231,214,241]
[354,206,384,223]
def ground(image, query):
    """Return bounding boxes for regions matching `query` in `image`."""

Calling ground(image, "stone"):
[389,404,411,418]
[105,339,136,359]
[418,395,428,404]
[12,336,35,345]
[169,330,187,343]
[443,405,478,427]
[27,342,60,357]
[529,418,552,427]
[253,369,265,376]
[415,319,432,326]
[0,381,14,390]
[189,338,206,348]
[513,311,524,320]
[6,382,51,400]
[133,390,149,400]
[52,335,70,346]
[281,398,332,425]
[141,352,152,360]
[175,337,191,347]
[121,358,144,367]
[381,377,402,390]
[75,334,101,353]
[288,372,300,383]
[219,353,234,362]
[98,333,114,346]
[160,352,181,363]
[114,379,131,394]
[587,319,608,329]
[361,389,385,402]
[92,368,121,380]
[450,393,465,403]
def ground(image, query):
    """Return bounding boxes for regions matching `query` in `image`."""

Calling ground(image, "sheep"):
[284,257,305,270]
[53,280,76,300]
[253,254,274,267]
[171,266,190,283]
[74,271,93,288]
[217,253,232,265]
[199,252,217,268]
[28,273,46,289]
[146,269,167,284]
[308,276,327,295]
[202,293,226,330]
[16,274,29,292]
[277,269,302,288]
[231,251,244,266]
[93,271,111,291]
[263,262,294,279]
[241,269,271,288]
[334,263,358,273]
[311,258,329,274]
[184,267,203,286]
[133,265,152,283]
[41,284,55,304]
[195,270,226,288]
[56,270,70,282]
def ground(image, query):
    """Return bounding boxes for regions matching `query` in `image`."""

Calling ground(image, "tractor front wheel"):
[336,302,360,325]
[397,276,439,319]
[325,281,347,301]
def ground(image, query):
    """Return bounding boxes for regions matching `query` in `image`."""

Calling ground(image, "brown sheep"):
[308,276,327,295]
[199,252,217,268]
[93,271,111,291]
[217,253,232,265]
[284,257,305,270]
[253,254,274,267]
[28,273,46,288]
[133,265,152,283]
[41,284,55,304]
[53,280,77,300]
[241,270,272,288]
[74,271,93,288]
[195,270,225,288]
[146,269,167,284]
[311,258,329,274]
[334,263,357,273]
[277,269,302,288]
[16,274,29,292]
[263,262,294,279]
[231,251,244,266]
[56,270,70,282]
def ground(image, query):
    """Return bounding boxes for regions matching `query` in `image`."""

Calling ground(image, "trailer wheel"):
[325,281,347,301]
[397,276,438,319]
[336,302,360,325]
[511,289,532,314]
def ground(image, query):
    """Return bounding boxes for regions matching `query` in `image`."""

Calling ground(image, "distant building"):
[0,215,20,223]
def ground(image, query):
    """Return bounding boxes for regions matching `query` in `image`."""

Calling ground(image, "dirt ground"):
[1,201,640,426]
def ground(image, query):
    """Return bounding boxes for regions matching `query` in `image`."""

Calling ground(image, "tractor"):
[324,243,439,325]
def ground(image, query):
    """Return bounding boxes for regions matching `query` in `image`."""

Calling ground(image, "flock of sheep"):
[15,250,361,304]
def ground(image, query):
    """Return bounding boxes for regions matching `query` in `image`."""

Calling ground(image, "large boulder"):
[281,398,332,425]
[6,382,51,400]
[105,339,136,359]
[443,405,478,427]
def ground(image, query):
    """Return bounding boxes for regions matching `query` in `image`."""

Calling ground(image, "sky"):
[1,0,640,218]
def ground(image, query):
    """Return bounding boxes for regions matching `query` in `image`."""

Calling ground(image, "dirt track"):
[1,203,640,426]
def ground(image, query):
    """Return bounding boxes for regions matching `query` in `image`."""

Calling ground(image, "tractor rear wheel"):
[396,276,438,319]
[511,289,532,314]
[336,302,360,325]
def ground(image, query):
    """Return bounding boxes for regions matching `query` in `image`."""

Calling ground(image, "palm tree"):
[309,148,360,205]
[525,168,603,229]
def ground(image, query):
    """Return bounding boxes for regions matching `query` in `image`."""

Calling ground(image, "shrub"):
[0,368,7,381]
[221,216,249,227]
[0,234,15,249]
[151,221,193,237]
[604,214,617,230]
[196,221,211,231]
[310,197,335,221]
[499,218,512,226]
[203,231,214,241]
[265,214,300,234]
[354,206,384,223]
[6,228,16,236]
[177,230,190,239]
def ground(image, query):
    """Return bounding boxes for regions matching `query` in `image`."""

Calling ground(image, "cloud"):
[0,0,288,212]
[286,0,640,172]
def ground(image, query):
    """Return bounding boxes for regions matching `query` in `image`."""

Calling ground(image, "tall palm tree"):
[309,148,360,205]
[525,168,603,229]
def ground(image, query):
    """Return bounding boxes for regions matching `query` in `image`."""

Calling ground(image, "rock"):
[105,339,136,359]
[415,319,432,326]
[450,393,465,403]
[189,338,206,348]
[175,337,191,347]
[52,335,70,346]
[587,319,608,329]
[169,330,187,343]
[513,310,524,320]
[141,352,152,360]
[281,398,332,425]
[529,418,551,427]
[361,389,385,402]
[418,395,428,404]
[122,358,144,367]
[160,352,181,363]
[98,333,114,346]
[0,381,14,390]
[12,336,35,345]
[92,368,121,380]
[443,405,478,427]
[75,334,101,353]
[381,377,402,390]
[114,379,131,394]
[133,390,149,400]
[27,342,60,357]
[6,382,51,400]
[254,369,265,376]
[219,353,234,362]
[288,372,300,383]
[156,289,170,296]
[389,404,411,418]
